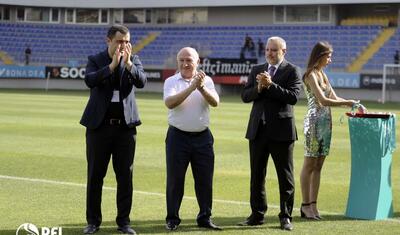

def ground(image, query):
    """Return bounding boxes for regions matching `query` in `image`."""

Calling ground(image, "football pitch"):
[0,89,399,235]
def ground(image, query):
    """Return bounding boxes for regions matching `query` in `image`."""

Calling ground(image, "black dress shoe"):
[280,218,293,231]
[117,225,136,234]
[165,221,179,231]
[237,215,264,226]
[198,220,222,230]
[83,224,99,234]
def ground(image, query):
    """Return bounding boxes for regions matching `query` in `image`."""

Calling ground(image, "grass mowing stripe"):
[2,173,400,224]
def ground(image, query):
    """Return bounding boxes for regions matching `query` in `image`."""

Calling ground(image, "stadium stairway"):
[347,27,396,72]
[363,27,400,71]
[132,31,161,54]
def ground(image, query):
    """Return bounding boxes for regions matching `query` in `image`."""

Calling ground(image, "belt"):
[104,118,123,126]
[170,125,208,136]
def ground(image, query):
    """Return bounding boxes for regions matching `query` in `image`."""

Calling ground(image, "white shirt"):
[163,72,219,132]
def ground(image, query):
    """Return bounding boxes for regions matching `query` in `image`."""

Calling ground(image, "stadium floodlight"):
[382,64,400,104]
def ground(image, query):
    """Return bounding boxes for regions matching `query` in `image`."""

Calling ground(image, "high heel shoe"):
[300,203,319,220]
[311,201,322,220]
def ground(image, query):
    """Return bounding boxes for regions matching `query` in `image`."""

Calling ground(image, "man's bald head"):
[177,47,200,79]
[177,47,199,62]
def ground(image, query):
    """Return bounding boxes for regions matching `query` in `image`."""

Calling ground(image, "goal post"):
[382,64,400,104]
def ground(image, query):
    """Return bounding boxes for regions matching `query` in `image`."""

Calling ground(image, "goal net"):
[382,64,400,103]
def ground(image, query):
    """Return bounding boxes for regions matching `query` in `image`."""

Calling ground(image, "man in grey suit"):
[239,36,302,231]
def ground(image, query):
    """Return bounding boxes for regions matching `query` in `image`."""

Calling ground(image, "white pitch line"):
[1,174,399,223]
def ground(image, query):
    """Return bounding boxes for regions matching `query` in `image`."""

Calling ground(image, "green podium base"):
[345,152,393,220]
[345,115,396,220]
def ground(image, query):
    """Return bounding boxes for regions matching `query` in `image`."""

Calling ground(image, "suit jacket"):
[241,60,302,141]
[80,49,147,129]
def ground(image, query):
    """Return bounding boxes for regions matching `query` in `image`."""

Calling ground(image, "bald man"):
[163,47,221,231]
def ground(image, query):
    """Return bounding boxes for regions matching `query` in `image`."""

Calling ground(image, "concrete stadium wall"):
[4,0,399,8]
[208,6,273,26]
[208,5,337,25]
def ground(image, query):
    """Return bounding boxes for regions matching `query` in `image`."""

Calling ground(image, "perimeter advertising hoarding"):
[360,73,400,89]
[199,58,257,76]
[325,72,360,88]
[198,58,257,84]
[0,65,46,78]
[46,66,163,81]
[144,69,163,81]
[196,60,361,87]
[46,66,85,79]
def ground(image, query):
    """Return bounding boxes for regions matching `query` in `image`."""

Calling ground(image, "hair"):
[267,36,286,50]
[107,24,129,39]
[303,41,333,81]
[177,47,199,61]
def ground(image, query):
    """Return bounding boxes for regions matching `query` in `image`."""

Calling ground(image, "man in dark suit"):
[239,36,302,231]
[80,25,146,235]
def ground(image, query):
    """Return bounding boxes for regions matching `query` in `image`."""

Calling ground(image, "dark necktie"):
[268,66,276,78]
[112,61,123,90]
[260,66,276,124]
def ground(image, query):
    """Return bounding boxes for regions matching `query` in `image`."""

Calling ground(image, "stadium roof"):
[0,0,399,8]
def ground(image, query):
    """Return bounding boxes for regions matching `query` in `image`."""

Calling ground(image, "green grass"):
[0,89,399,235]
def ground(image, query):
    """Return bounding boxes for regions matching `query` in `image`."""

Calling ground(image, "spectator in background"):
[244,34,252,49]
[240,48,245,60]
[191,12,199,24]
[394,50,399,64]
[80,24,147,235]
[257,38,265,58]
[240,34,256,59]
[25,45,31,65]
[163,47,221,231]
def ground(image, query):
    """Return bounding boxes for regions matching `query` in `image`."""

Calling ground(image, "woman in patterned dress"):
[300,41,357,220]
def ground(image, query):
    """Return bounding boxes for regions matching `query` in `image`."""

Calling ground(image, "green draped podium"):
[345,113,396,220]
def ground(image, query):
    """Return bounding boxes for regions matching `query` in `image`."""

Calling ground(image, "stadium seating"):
[364,28,400,71]
[0,23,386,71]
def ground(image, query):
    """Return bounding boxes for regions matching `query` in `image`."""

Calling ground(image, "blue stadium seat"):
[0,22,385,71]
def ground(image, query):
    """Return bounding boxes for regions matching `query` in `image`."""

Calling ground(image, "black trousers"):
[249,123,295,220]
[165,126,215,225]
[86,124,136,227]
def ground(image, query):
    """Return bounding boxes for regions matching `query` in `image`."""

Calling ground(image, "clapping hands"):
[191,70,206,91]
[256,71,273,92]
[110,43,133,71]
